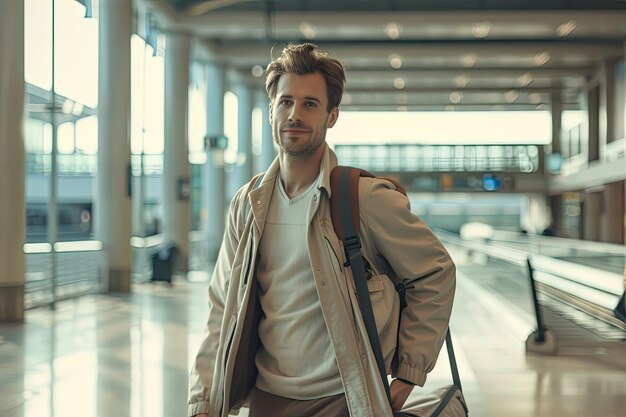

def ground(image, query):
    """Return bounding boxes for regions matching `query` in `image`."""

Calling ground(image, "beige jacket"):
[188,145,456,417]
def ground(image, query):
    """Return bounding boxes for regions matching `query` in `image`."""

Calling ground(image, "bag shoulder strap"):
[330,166,393,404]
[329,166,463,398]
[329,166,406,241]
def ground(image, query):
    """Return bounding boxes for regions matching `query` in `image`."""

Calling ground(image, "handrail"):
[436,229,625,331]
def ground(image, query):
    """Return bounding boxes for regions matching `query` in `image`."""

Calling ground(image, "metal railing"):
[334,144,540,173]
[437,230,625,354]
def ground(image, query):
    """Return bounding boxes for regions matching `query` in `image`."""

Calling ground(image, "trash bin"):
[151,244,177,283]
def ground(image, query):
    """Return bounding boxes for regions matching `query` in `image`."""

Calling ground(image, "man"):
[188,43,456,417]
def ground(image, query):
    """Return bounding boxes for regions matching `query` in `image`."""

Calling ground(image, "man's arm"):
[188,190,244,417]
[361,178,456,387]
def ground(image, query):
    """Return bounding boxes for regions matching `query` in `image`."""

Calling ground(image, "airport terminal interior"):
[1,0,626,416]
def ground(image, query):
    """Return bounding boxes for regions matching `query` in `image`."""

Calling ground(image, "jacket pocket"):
[368,275,392,335]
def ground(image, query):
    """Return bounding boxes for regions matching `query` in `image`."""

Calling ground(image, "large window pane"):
[54,0,99,107]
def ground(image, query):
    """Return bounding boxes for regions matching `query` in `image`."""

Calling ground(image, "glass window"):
[57,122,75,154]
[224,91,238,164]
[25,0,53,90]
[75,116,98,154]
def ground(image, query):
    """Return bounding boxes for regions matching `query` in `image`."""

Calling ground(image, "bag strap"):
[330,166,463,402]
[331,166,393,404]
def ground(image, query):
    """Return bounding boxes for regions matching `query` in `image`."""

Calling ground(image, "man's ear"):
[327,107,339,128]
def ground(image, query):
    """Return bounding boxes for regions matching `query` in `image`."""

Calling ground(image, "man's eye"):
[305,102,317,107]
[280,99,292,105]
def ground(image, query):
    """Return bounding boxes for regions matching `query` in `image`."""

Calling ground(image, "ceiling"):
[143,0,626,111]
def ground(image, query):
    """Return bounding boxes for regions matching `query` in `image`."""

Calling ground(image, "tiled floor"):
[1,255,625,417]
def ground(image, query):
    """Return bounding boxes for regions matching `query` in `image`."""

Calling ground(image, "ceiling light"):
[393,78,406,89]
[517,72,534,87]
[504,90,519,103]
[72,103,84,116]
[472,22,492,38]
[528,93,542,104]
[386,22,402,39]
[299,22,317,40]
[251,65,264,77]
[389,54,402,69]
[556,19,577,37]
[397,106,408,111]
[444,105,457,111]
[533,51,551,66]
[449,91,463,104]
[454,74,470,88]
[395,94,407,104]
[342,93,352,105]
[461,53,477,67]
[62,99,74,114]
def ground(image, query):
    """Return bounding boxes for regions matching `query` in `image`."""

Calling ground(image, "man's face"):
[270,72,338,158]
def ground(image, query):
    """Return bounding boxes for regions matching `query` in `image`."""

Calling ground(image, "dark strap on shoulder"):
[332,166,392,403]
[330,166,463,405]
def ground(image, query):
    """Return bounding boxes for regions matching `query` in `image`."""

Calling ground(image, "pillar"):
[97,0,133,292]
[0,0,25,321]
[231,82,253,197]
[550,91,562,156]
[583,189,602,241]
[602,180,625,244]
[163,33,190,271]
[204,63,226,260]
[257,91,275,172]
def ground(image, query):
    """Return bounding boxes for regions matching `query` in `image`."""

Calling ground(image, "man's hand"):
[390,378,414,411]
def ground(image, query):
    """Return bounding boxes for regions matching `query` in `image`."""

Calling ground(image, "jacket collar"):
[248,143,339,234]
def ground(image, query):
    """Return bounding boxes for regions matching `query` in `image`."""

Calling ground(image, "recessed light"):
[504,90,519,103]
[389,54,403,69]
[517,72,534,87]
[472,22,492,38]
[556,20,577,37]
[393,78,406,89]
[528,93,542,104]
[449,91,463,104]
[397,106,408,111]
[299,22,316,39]
[533,51,551,66]
[395,94,408,104]
[444,105,457,111]
[342,93,352,105]
[454,74,470,88]
[461,53,477,67]
[251,65,264,77]
[386,22,402,39]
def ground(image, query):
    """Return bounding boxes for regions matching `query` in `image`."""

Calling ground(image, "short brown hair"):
[265,43,346,112]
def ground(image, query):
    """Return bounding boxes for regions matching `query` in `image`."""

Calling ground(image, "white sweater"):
[254,175,343,399]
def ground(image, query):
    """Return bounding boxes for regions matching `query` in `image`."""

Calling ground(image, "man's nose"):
[288,104,302,121]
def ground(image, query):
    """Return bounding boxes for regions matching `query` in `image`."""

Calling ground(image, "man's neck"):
[278,144,326,199]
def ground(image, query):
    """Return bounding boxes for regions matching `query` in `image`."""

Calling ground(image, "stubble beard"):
[274,119,328,158]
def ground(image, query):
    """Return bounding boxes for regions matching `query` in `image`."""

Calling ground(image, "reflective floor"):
[1,253,626,417]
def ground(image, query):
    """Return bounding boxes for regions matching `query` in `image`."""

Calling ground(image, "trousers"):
[247,386,350,417]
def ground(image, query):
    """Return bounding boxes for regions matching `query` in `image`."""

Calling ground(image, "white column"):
[204,63,226,260]
[0,0,25,321]
[163,33,190,271]
[97,0,132,292]
[231,82,253,197]
[550,91,562,156]
[599,59,617,160]
[257,91,276,171]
